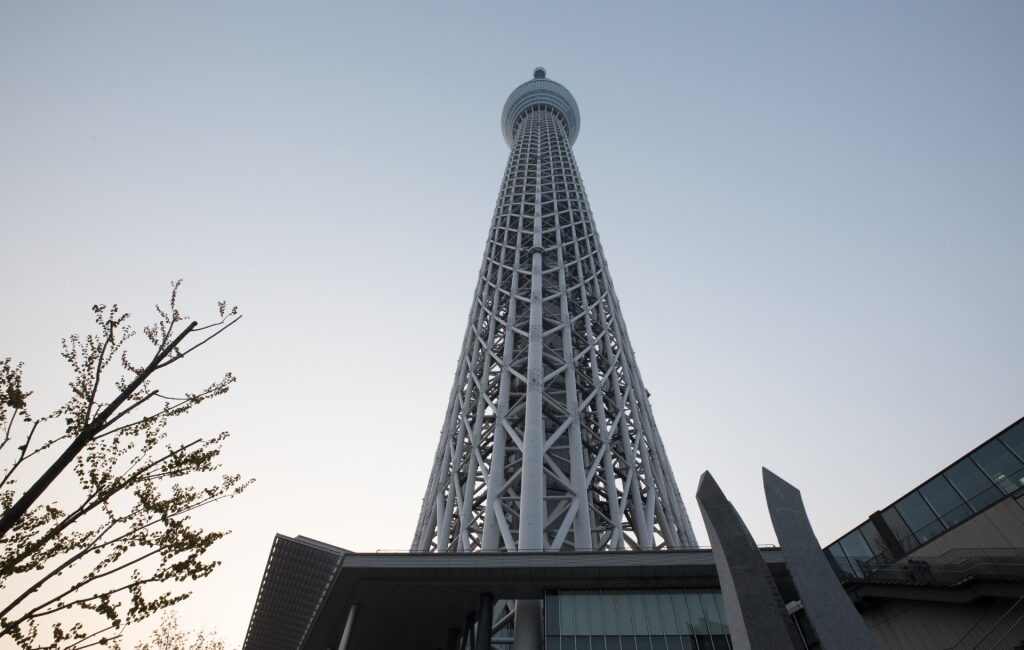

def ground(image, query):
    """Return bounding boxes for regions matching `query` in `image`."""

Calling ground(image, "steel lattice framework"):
[413,69,697,558]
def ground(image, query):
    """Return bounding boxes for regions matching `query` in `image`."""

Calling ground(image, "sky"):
[1,1,1022,647]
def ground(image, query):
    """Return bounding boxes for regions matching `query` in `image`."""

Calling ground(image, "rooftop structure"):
[245,540,781,650]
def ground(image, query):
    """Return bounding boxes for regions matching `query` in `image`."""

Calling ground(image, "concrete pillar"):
[763,468,882,650]
[696,471,803,650]
[868,510,905,560]
[512,599,542,650]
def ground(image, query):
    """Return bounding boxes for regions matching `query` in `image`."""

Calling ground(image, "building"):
[244,540,768,649]
[242,70,1024,650]
[825,415,1024,648]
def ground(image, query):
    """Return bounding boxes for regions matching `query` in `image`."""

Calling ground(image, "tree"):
[0,281,251,649]
[133,610,229,650]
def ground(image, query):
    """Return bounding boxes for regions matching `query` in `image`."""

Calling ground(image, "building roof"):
[243,537,790,650]
[243,535,348,650]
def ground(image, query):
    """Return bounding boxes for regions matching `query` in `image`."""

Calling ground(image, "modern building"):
[242,70,1024,650]
[825,415,1024,649]
[244,539,774,650]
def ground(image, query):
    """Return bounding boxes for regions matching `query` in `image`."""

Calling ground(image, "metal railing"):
[831,547,1024,588]
[373,544,781,554]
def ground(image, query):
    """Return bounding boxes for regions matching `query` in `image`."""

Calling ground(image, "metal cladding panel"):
[243,535,343,650]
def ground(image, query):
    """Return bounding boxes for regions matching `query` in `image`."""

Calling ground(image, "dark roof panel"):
[243,535,345,650]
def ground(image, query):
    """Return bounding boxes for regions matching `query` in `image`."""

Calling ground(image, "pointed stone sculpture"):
[763,467,882,649]
[696,472,803,650]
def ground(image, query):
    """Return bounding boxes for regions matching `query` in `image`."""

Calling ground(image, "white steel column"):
[512,142,546,650]
[518,140,546,554]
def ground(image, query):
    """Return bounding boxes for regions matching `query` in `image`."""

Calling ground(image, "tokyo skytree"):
[412,68,697,557]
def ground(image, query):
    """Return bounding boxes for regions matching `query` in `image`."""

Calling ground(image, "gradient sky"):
[2,2,1022,646]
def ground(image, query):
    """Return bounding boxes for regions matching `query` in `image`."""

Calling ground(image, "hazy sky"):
[2,2,1022,646]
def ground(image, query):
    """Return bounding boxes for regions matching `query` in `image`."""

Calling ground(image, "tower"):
[412,68,697,556]
[242,66,1021,650]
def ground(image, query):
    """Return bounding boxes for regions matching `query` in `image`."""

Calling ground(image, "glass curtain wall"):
[544,588,730,650]
[826,419,1024,578]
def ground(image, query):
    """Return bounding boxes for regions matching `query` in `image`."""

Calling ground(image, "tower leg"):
[512,599,542,650]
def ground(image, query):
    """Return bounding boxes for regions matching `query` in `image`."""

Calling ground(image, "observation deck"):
[500,67,581,147]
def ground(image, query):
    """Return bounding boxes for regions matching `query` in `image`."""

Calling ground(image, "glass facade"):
[544,588,731,650]
[827,418,1024,578]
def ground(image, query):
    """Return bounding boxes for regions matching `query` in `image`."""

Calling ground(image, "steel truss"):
[413,75,697,556]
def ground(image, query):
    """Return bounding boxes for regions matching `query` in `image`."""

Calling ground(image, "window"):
[644,592,665,635]
[628,592,648,634]
[615,592,633,635]
[894,492,944,544]
[857,522,891,561]
[543,590,730,649]
[685,592,708,636]
[825,544,854,578]
[585,592,606,635]
[658,589,680,635]
[602,592,618,637]
[945,458,1002,511]
[699,590,728,636]
[838,530,874,565]
[837,528,888,576]
[671,591,694,635]
[547,594,561,635]
[998,421,1024,461]
[919,475,971,527]
[881,506,916,553]
[559,589,576,635]
[581,593,598,634]
[971,440,1024,495]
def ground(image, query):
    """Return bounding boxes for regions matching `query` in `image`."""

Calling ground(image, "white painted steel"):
[413,72,698,557]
